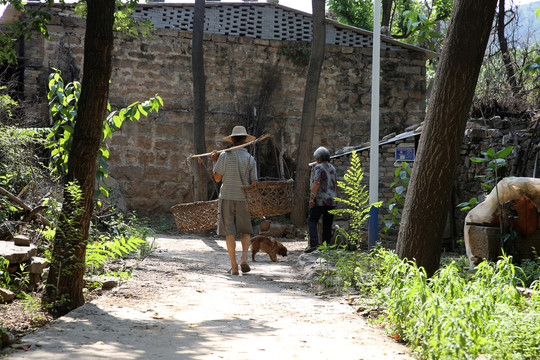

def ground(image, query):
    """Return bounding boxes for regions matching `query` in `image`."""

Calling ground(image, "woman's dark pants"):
[307,205,335,248]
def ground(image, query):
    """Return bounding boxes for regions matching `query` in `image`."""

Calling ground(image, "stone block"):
[25,257,49,274]
[0,242,38,264]
[468,225,501,261]
[13,235,30,246]
[0,288,15,303]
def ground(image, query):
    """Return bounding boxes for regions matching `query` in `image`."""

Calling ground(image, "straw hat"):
[223,125,256,142]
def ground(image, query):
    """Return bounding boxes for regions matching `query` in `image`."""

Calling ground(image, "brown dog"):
[250,235,288,262]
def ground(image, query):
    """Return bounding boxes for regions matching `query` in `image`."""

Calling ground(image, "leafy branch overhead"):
[45,69,163,199]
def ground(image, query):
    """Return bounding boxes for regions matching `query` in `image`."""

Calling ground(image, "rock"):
[29,273,41,287]
[25,257,49,274]
[467,225,501,261]
[102,279,119,290]
[0,288,15,303]
[0,242,37,264]
[1,329,16,347]
[13,235,30,246]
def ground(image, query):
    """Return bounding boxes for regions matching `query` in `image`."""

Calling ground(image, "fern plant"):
[86,235,147,278]
[331,150,381,248]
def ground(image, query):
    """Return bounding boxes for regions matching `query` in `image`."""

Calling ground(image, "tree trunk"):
[45,0,114,316]
[496,0,521,99]
[192,0,208,201]
[291,0,326,226]
[381,0,393,30]
[396,0,498,277]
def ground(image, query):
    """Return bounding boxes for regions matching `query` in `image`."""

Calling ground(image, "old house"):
[2,1,437,213]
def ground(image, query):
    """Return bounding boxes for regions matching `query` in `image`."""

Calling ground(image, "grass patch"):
[317,245,540,360]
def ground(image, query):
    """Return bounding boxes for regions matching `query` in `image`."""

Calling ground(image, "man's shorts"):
[217,199,253,236]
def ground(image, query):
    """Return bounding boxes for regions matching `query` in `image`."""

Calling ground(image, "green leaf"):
[486,148,496,159]
[113,115,122,128]
[495,146,513,158]
[99,186,109,197]
[470,157,488,163]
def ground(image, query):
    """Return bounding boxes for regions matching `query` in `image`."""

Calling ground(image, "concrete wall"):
[18,5,429,213]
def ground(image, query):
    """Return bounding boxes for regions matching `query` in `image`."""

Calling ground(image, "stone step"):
[0,241,38,264]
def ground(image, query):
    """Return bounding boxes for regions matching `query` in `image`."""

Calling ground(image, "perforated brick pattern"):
[132,3,402,51]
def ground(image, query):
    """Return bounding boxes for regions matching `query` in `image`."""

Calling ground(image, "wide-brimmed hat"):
[223,125,256,142]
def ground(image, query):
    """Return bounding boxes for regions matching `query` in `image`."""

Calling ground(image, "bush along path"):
[5,234,412,360]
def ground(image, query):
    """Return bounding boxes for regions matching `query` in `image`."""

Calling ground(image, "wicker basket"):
[170,200,218,232]
[242,179,294,217]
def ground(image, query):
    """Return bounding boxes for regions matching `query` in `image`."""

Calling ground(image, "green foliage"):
[370,250,540,360]
[73,0,155,40]
[457,146,513,212]
[0,124,47,220]
[521,7,540,77]
[45,69,163,197]
[327,0,452,51]
[0,257,12,289]
[277,43,311,66]
[314,242,540,359]
[0,86,18,118]
[0,0,155,66]
[476,42,540,109]
[330,151,381,248]
[318,241,376,295]
[0,1,53,65]
[328,0,373,31]
[86,235,147,279]
[381,161,411,235]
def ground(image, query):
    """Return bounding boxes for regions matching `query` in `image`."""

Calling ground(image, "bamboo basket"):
[242,179,294,218]
[170,200,218,232]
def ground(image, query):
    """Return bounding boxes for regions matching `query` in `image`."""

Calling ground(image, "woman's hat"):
[223,125,256,142]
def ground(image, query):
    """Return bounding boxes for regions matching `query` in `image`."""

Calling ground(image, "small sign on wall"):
[395,148,415,162]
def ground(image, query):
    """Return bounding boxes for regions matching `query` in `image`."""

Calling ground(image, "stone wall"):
[329,115,538,248]
[16,4,429,212]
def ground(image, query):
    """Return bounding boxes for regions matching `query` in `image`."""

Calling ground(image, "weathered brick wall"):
[19,6,428,212]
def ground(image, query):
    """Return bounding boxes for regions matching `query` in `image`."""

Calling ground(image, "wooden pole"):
[188,134,271,159]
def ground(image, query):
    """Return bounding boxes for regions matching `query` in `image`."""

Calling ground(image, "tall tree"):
[291,0,326,226]
[191,0,208,201]
[396,0,498,277]
[496,0,521,98]
[45,0,115,315]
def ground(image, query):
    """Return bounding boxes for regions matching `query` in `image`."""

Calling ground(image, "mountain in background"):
[515,1,540,44]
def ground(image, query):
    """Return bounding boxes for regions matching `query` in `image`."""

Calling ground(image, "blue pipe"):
[368,206,379,251]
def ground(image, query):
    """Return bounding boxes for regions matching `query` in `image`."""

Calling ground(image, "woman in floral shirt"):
[305,147,337,253]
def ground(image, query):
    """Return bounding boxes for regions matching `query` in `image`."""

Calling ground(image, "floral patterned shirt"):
[311,162,337,206]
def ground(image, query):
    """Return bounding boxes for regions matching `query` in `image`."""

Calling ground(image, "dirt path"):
[6,234,413,360]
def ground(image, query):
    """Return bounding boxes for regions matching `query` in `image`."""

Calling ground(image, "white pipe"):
[369,0,381,205]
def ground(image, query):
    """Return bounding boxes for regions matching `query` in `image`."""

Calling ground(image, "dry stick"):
[0,186,51,227]
[188,134,271,159]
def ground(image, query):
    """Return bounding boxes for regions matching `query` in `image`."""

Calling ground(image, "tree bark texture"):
[381,0,393,29]
[192,0,208,201]
[291,0,326,226]
[45,0,114,315]
[396,0,498,277]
